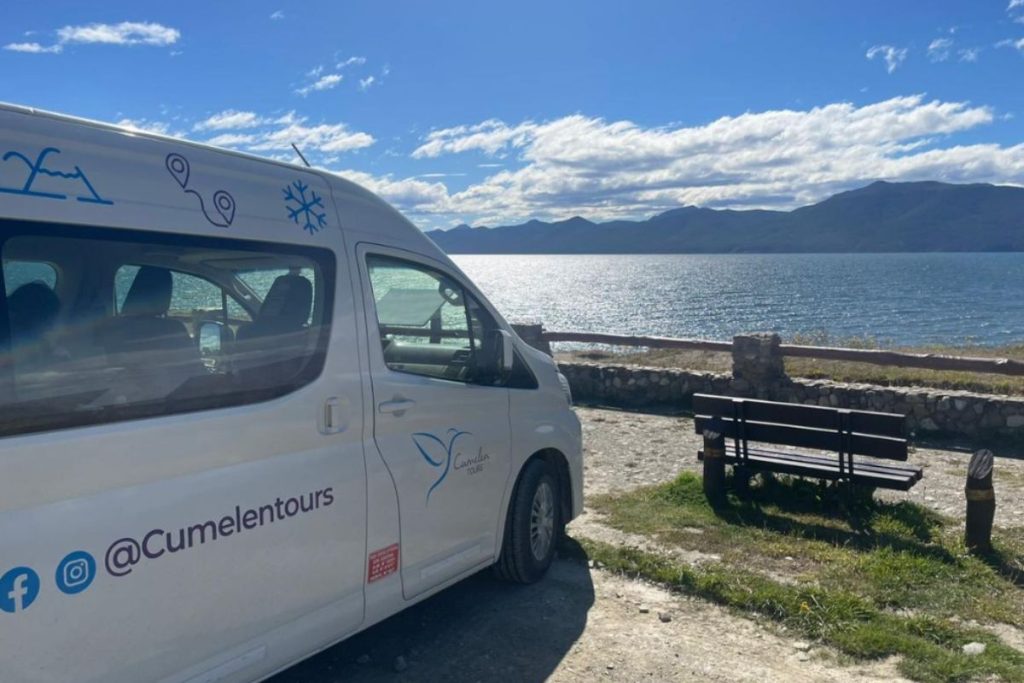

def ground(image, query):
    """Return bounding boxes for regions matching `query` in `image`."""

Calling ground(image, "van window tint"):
[114,266,238,320]
[239,268,316,324]
[3,260,57,292]
[367,255,503,385]
[0,222,334,438]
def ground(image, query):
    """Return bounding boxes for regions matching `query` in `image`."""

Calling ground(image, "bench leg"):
[733,465,752,497]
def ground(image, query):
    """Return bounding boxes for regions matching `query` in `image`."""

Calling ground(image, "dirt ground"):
[270,406,1024,682]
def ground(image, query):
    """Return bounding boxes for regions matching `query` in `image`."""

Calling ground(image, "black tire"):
[493,459,560,584]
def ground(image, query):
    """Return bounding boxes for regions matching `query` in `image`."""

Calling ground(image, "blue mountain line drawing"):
[0,147,113,205]
[412,429,472,503]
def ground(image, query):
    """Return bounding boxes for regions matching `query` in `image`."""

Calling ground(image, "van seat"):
[99,266,196,355]
[7,282,60,346]
[236,274,312,341]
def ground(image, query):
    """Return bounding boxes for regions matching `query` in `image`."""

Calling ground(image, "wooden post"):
[703,417,726,504]
[965,449,995,554]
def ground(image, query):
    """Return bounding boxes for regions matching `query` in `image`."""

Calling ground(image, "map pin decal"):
[166,153,190,189]
[213,190,236,226]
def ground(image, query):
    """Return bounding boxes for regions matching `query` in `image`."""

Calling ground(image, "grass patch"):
[558,338,1024,396]
[584,473,1024,681]
[582,539,1024,682]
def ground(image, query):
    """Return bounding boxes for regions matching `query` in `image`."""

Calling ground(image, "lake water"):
[452,253,1024,347]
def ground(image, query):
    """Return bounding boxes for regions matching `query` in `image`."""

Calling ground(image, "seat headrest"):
[7,282,60,341]
[122,266,173,317]
[259,274,313,329]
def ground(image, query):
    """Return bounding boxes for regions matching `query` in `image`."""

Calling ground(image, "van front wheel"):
[494,459,560,583]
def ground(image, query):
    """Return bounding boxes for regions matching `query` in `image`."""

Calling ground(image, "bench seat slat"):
[723,445,922,481]
[697,449,920,491]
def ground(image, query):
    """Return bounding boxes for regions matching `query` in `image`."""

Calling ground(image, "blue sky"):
[3,0,1024,230]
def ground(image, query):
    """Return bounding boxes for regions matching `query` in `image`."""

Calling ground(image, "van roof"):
[0,101,444,259]
[0,100,319,178]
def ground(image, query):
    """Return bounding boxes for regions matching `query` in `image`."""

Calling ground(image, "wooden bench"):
[693,394,923,491]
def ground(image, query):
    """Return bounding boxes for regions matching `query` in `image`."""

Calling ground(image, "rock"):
[793,642,811,652]
[1007,415,1024,428]
[919,418,939,431]
[393,655,408,672]
[962,642,986,656]
[658,612,672,623]
[639,605,650,614]
[797,652,811,662]
[356,654,371,665]
[587,559,595,569]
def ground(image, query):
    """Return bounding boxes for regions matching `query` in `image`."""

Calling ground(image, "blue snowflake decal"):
[283,180,328,234]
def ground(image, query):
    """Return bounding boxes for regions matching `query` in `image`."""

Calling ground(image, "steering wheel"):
[439,281,463,306]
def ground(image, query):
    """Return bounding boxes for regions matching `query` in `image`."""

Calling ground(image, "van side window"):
[114,266,251,324]
[366,255,504,386]
[3,260,57,292]
[0,222,335,438]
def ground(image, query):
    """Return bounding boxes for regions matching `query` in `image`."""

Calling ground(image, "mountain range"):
[426,181,1024,253]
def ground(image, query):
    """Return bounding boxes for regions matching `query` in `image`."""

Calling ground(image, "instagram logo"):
[55,551,96,595]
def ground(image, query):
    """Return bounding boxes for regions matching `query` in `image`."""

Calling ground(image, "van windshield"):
[0,221,334,437]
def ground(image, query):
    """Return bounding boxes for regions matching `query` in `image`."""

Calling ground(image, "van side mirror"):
[477,329,515,383]
[498,329,514,373]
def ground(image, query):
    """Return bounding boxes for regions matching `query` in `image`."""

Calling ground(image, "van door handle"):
[321,397,349,434]
[378,398,416,416]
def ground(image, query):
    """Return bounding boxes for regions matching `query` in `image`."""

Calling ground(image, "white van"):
[0,103,582,683]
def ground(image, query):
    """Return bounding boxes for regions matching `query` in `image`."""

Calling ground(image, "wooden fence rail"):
[539,330,1024,377]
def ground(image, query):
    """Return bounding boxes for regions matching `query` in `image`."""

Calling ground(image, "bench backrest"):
[693,394,908,461]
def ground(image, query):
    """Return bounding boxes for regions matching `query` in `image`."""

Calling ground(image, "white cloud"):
[866,45,908,73]
[295,73,343,96]
[959,47,981,62]
[996,37,1024,51]
[337,56,366,69]
[193,110,266,131]
[1010,0,1024,9]
[250,120,373,152]
[3,41,61,53]
[193,111,374,156]
[4,21,180,54]
[204,132,258,147]
[394,96,1024,227]
[927,37,953,62]
[57,22,179,46]
[115,118,174,135]
[270,10,285,20]
[359,76,376,91]
[414,119,539,158]
[334,170,452,215]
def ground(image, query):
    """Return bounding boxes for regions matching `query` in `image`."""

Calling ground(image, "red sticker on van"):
[367,544,400,583]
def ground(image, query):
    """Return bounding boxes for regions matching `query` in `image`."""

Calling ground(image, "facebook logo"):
[0,567,40,614]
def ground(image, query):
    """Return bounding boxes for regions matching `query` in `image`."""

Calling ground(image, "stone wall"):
[557,361,1024,440]
[557,362,731,410]
[549,332,1024,441]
